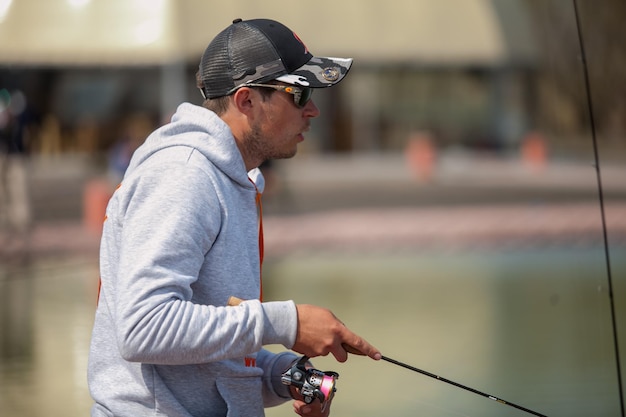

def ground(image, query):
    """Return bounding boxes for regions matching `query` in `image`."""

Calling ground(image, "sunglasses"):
[244,83,313,108]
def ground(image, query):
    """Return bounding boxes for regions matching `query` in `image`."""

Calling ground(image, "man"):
[88,18,380,417]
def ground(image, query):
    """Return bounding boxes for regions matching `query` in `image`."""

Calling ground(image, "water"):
[0,259,98,417]
[1,245,624,417]
[262,247,626,417]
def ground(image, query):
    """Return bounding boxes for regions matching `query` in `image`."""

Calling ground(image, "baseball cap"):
[198,18,353,99]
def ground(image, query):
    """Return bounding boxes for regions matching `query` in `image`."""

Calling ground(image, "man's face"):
[243,84,320,162]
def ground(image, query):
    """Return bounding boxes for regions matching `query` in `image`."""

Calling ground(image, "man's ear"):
[232,87,255,115]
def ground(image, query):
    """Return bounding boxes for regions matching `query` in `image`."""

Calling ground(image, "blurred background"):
[0,0,625,416]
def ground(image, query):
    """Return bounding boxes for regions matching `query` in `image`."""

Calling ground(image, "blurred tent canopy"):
[0,0,535,67]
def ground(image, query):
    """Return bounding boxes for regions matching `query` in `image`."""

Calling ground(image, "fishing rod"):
[379,355,546,417]
[572,2,625,416]
[339,344,547,416]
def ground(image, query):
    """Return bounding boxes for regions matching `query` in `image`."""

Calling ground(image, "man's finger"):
[331,345,348,363]
[342,342,382,360]
[342,343,365,355]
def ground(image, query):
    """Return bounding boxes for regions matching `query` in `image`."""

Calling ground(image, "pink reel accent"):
[319,374,336,401]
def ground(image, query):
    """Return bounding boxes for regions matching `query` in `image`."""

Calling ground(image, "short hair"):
[202,96,231,115]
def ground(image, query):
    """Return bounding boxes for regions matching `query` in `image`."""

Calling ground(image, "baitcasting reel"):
[281,356,339,411]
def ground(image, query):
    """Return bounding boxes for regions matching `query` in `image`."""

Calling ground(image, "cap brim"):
[275,56,353,88]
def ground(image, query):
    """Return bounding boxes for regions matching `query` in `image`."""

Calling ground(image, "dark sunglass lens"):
[298,88,313,107]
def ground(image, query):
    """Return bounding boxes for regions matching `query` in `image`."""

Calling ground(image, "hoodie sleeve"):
[102,157,297,365]
[256,348,298,407]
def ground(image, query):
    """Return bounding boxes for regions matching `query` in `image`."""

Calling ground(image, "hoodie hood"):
[125,102,257,189]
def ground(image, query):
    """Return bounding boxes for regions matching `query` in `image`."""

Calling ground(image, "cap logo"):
[322,67,340,82]
[292,32,309,54]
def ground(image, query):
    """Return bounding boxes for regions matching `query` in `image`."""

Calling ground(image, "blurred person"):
[88,18,381,417]
[107,113,154,185]
[37,113,63,155]
[0,89,33,253]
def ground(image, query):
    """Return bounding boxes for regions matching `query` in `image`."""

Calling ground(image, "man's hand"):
[292,398,331,417]
[292,304,382,362]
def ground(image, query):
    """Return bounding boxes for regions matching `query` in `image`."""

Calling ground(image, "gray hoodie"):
[88,103,299,417]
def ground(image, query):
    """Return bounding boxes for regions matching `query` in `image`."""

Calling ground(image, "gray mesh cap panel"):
[199,22,287,99]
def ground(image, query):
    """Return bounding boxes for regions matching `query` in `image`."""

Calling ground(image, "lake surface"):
[1,245,624,417]
[0,258,99,416]
[263,247,626,417]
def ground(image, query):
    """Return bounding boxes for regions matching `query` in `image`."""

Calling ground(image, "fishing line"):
[380,355,547,417]
[572,2,625,416]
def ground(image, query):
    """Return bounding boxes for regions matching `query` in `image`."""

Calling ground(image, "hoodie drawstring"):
[254,186,264,302]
